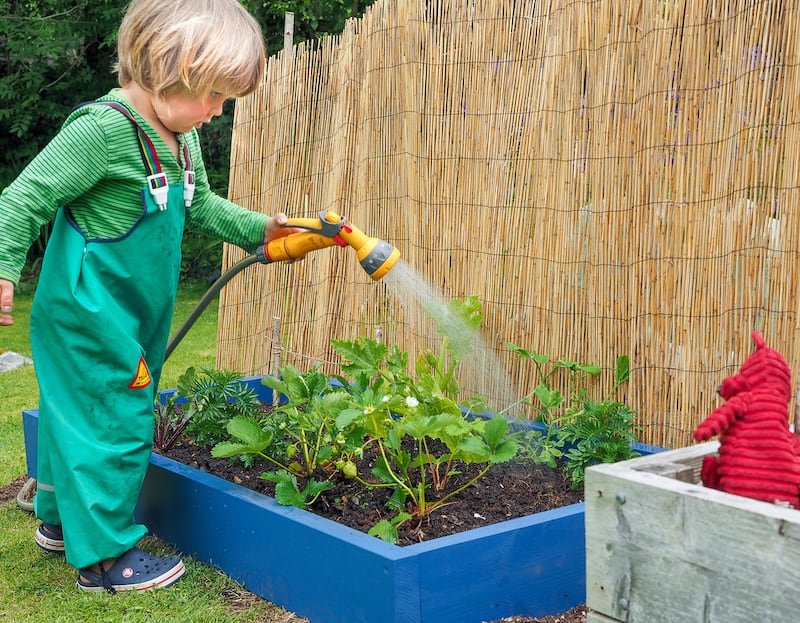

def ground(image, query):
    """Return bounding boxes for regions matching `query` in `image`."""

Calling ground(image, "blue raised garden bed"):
[22,376,664,623]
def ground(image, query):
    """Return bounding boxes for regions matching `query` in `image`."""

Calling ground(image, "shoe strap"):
[98,561,117,595]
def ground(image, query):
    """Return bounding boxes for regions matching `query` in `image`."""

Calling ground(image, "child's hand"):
[264,212,300,243]
[0,279,14,326]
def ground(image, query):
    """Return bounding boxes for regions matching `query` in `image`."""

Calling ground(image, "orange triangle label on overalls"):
[129,357,152,389]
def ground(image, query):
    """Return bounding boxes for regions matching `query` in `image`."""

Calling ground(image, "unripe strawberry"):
[342,460,358,478]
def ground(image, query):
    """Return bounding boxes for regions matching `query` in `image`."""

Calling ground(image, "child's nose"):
[208,101,224,119]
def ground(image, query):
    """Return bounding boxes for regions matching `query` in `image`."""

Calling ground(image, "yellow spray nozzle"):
[352,236,402,280]
[260,211,400,280]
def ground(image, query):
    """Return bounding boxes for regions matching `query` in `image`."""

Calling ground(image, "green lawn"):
[0,283,305,622]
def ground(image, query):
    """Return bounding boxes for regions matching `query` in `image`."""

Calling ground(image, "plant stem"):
[376,440,417,504]
[255,451,304,478]
[425,465,491,514]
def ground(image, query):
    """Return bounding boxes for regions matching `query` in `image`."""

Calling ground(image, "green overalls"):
[30,103,192,569]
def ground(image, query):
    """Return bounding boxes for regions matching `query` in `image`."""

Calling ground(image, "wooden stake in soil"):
[271,315,282,407]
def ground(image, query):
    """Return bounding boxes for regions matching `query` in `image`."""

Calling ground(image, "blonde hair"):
[116,0,265,97]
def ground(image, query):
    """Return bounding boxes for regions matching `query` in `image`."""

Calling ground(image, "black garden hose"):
[164,251,263,360]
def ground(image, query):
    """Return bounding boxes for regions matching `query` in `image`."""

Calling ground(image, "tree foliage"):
[243,0,366,54]
[0,0,121,184]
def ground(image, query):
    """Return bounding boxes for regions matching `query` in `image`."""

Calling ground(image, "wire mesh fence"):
[218,0,800,448]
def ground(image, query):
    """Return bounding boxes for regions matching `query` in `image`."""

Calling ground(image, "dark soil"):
[0,475,28,505]
[160,438,583,545]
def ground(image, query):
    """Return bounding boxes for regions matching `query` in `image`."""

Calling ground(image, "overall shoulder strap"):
[72,100,173,209]
[75,101,164,180]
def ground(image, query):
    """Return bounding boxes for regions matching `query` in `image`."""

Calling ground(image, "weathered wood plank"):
[586,443,800,623]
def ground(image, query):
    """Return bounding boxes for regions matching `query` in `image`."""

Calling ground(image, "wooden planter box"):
[585,443,800,623]
[23,376,661,623]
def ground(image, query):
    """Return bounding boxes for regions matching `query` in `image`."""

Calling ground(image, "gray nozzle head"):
[360,239,396,275]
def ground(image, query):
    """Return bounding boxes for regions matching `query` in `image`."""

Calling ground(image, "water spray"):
[165,210,400,358]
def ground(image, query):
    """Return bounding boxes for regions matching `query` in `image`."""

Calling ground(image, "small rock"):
[0,351,33,373]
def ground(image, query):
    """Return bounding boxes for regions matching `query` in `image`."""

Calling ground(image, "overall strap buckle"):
[147,173,169,211]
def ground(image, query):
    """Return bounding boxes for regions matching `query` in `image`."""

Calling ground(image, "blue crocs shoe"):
[34,522,65,553]
[76,547,185,593]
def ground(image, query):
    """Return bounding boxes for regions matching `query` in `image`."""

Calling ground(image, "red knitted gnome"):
[693,331,800,508]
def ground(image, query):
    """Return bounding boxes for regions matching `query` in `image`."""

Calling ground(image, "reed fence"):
[217,0,800,448]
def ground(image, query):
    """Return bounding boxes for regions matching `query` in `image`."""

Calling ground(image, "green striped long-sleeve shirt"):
[0,89,269,284]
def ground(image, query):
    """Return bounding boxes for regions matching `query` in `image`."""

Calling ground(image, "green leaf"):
[331,338,388,377]
[304,478,335,500]
[176,367,198,396]
[554,359,581,371]
[398,413,438,440]
[332,406,361,429]
[283,369,315,402]
[368,511,413,543]
[371,457,395,484]
[210,441,251,459]
[538,446,561,468]
[534,385,564,410]
[263,365,328,405]
[386,488,408,511]
[261,471,302,505]
[462,394,489,416]
[260,373,287,393]
[384,345,410,375]
[317,390,351,411]
[456,435,491,462]
[506,343,534,359]
[211,417,273,458]
[578,364,602,376]
[488,439,518,464]
[368,519,399,543]
[615,355,631,385]
[483,415,509,447]
[226,415,272,448]
[259,471,332,508]
[273,480,307,508]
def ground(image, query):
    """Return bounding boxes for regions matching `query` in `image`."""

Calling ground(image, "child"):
[0,0,291,593]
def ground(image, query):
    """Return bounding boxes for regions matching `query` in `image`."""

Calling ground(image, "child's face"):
[153,89,230,134]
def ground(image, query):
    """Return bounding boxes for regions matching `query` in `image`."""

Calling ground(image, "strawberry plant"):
[211,415,333,509]
[330,334,517,542]
[326,295,517,541]
[209,296,520,542]
[210,365,358,507]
